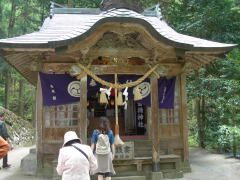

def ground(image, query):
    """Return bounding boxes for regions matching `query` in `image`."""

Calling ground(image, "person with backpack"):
[91,116,116,180]
[56,131,98,180]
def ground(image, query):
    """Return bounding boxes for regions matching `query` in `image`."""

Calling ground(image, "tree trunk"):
[5,69,11,109]
[18,79,25,117]
[196,97,204,148]
[201,96,205,148]
[0,0,2,22]
[4,1,17,110]
[8,1,17,37]
[233,132,237,157]
[32,90,36,127]
[231,109,237,157]
[68,0,74,8]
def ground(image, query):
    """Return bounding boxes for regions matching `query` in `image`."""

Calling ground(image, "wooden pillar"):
[146,106,152,140]
[150,75,160,172]
[36,73,43,172]
[180,73,189,162]
[79,75,88,144]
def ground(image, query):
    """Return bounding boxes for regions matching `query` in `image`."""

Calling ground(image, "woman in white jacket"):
[56,131,98,180]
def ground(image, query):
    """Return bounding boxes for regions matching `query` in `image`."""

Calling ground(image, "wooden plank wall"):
[87,116,125,139]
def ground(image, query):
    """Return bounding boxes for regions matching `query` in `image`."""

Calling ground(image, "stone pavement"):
[1,146,240,180]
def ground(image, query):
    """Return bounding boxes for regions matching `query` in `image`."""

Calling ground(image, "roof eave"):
[0,17,237,53]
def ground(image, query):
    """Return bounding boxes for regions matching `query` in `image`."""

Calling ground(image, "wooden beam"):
[15,57,35,67]
[180,73,189,162]
[146,107,152,140]
[88,49,152,58]
[2,48,55,52]
[79,75,88,144]
[42,63,182,76]
[6,53,30,62]
[90,65,150,75]
[150,74,160,172]
[36,73,43,154]
[36,73,43,171]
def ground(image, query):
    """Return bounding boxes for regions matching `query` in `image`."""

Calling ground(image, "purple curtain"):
[40,73,176,109]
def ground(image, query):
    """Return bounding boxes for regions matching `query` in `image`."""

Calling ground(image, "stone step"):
[180,162,191,173]
[54,175,146,180]
[91,172,148,180]
[180,166,191,173]
[112,176,146,180]
[21,148,37,176]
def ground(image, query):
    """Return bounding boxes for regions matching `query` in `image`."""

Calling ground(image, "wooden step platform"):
[112,176,146,180]
[53,154,183,180]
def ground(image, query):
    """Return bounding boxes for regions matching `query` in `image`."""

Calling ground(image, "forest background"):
[0,0,239,156]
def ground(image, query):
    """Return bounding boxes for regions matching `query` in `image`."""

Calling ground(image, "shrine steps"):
[53,156,184,180]
[112,155,183,179]
[90,172,147,180]
[112,176,146,180]
[132,139,152,157]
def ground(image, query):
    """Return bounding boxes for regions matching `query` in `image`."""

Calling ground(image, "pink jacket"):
[56,143,98,180]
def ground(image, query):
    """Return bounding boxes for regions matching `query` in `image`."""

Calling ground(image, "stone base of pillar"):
[150,172,163,180]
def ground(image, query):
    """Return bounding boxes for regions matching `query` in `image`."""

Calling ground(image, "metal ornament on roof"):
[110,57,129,65]
[100,0,143,13]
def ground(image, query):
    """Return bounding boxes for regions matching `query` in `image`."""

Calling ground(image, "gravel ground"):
[0,146,51,180]
[0,146,239,180]
[166,147,240,180]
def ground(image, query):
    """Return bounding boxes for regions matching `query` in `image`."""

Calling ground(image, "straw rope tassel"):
[114,74,124,146]
[117,91,123,105]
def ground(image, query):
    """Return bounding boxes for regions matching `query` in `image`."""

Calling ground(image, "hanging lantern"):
[110,99,115,106]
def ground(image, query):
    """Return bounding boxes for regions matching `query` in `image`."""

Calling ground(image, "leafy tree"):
[165,0,240,155]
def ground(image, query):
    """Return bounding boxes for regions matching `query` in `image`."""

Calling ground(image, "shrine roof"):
[0,8,237,52]
[0,5,237,86]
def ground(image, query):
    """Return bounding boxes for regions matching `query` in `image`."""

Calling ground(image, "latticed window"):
[159,77,181,124]
[44,103,80,127]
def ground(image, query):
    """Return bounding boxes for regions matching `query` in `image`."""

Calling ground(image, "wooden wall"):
[87,116,125,138]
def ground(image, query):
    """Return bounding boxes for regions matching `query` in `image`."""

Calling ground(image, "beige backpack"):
[96,134,110,155]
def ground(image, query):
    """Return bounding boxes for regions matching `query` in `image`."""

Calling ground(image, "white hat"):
[63,131,82,147]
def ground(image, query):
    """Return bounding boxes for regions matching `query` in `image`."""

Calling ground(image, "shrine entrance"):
[87,98,147,138]
[0,0,236,179]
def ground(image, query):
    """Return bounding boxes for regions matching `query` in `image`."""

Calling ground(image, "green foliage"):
[0,0,45,120]
[52,0,101,8]
[188,134,199,147]
[164,0,240,154]
[167,0,240,43]
[140,0,159,9]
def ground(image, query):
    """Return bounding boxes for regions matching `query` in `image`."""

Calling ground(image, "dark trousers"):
[3,153,8,166]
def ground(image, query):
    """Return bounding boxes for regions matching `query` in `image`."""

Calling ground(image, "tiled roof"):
[0,7,237,85]
[0,8,237,51]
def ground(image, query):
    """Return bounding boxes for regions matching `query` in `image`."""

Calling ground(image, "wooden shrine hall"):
[0,1,237,179]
